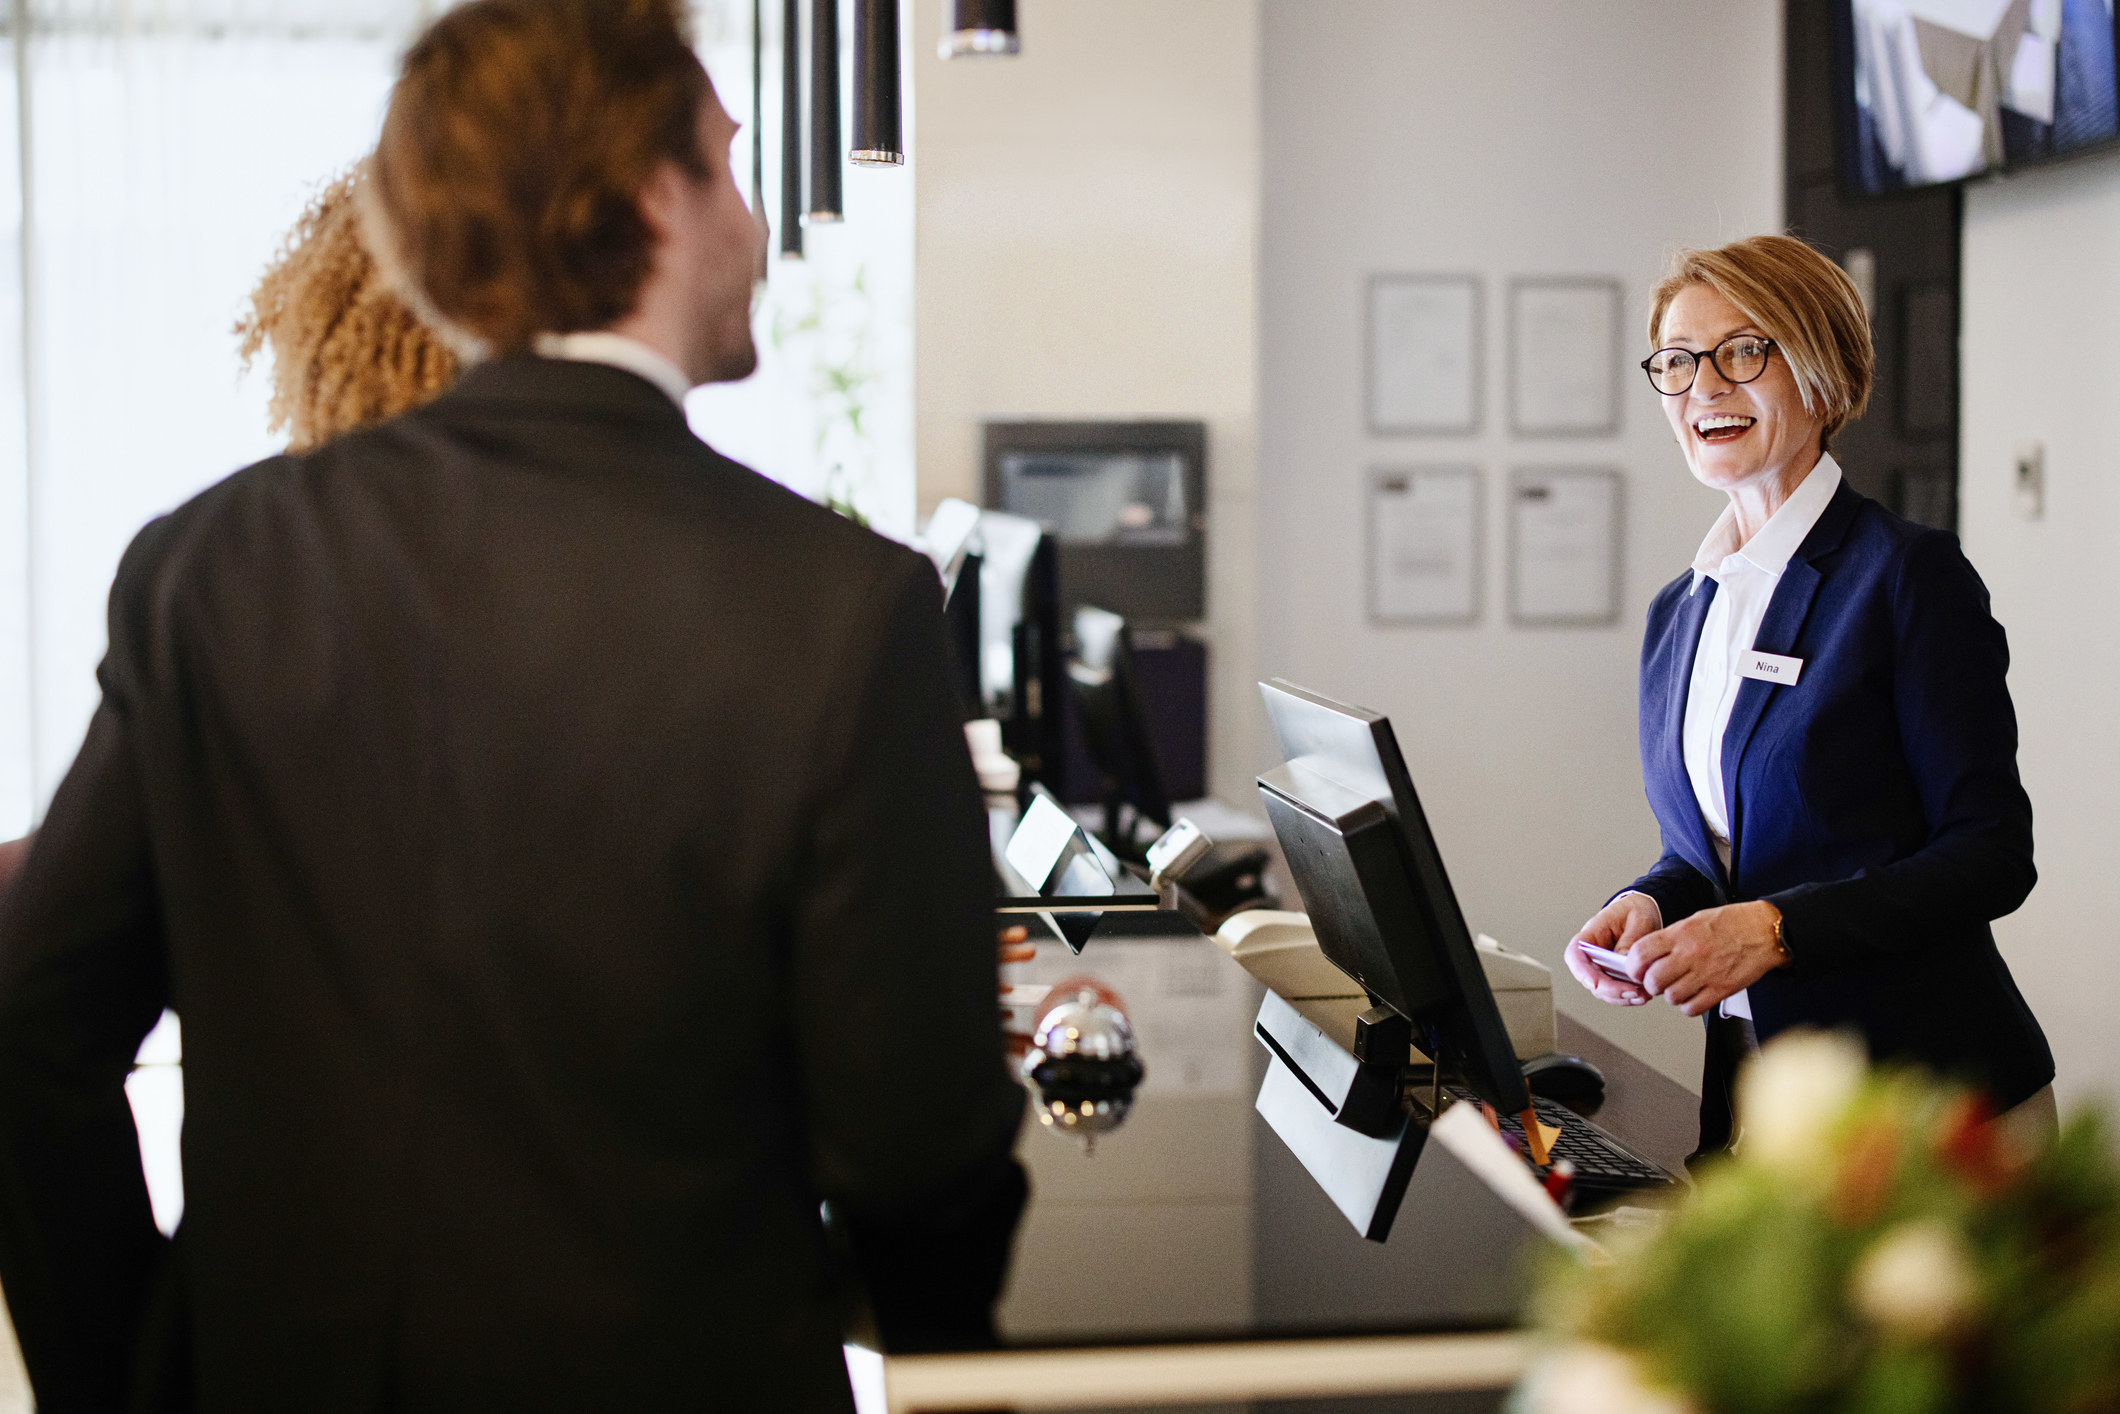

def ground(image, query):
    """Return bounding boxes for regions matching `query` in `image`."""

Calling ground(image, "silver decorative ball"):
[1022,987,1146,1147]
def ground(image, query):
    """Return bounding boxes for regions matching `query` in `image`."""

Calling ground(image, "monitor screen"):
[1841,0,2118,193]
[998,451,1191,548]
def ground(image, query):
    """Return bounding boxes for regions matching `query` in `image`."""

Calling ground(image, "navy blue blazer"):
[1628,480,2053,1111]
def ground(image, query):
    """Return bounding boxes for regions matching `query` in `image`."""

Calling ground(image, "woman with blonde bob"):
[1564,234,2054,1161]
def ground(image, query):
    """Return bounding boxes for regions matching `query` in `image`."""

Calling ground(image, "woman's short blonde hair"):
[1647,234,1873,453]
[237,167,460,452]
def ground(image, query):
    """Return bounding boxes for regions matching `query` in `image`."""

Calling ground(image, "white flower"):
[1850,1219,1980,1339]
[1736,1030,1867,1176]
[1516,1343,1698,1414]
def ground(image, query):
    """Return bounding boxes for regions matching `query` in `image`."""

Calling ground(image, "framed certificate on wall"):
[1508,278,1622,437]
[1369,465,1481,625]
[1367,275,1481,435]
[1507,467,1622,626]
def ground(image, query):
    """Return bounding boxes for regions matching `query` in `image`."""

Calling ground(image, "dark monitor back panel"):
[1258,679,1528,1115]
[1060,630,1205,807]
[1067,607,1174,837]
[983,420,1207,624]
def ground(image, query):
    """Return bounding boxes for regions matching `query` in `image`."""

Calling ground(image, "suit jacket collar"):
[1791,473,1863,566]
[531,333,691,407]
[1689,452,1845,592]
[435,352,695,433]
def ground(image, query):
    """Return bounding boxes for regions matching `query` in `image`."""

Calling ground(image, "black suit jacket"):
[1627,480,2052,1149]
[0,356,1027,1412]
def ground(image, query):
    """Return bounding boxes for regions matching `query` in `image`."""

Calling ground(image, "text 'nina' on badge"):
[1737,650,1803,686]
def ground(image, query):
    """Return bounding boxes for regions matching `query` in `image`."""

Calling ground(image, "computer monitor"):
[974,511,1066,796]
[921,499,986,721]
[1067,606,1171,857]
[1255,679,1529,1117]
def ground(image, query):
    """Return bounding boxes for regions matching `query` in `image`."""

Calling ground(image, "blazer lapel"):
[1662,579,1726,887]
[1720,482,1861,880]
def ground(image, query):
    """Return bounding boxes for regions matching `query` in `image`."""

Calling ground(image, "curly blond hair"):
[237,167,460,452]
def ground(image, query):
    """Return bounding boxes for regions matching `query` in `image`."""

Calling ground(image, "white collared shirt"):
[532,331,692,407]
[1681,452,1841,1021]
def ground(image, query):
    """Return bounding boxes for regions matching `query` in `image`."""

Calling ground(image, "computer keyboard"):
[1432,1085,1679,1199]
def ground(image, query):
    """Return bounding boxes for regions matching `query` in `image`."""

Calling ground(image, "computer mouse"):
[1521,1052,1606,1104]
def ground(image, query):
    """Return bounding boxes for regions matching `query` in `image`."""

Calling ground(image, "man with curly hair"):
[0,1,1026,1409]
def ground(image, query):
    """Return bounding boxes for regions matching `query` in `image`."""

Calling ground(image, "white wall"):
[910,0,1264,800]
[1259,1,1783,1088]
[1961,150,2120,1116]
[911,0,1266,1333]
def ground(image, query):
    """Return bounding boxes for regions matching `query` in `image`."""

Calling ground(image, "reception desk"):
[876,916,1698,1412]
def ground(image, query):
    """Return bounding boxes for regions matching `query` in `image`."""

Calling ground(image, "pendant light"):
[779,0,804,256]
[806,0,843,223]
[850,0,902,166]
[940,0,1017,58]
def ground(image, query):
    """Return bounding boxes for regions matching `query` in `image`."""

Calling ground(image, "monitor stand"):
[1252,990,1428,1242]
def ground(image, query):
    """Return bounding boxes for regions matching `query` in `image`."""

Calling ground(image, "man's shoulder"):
[112,452,301,597]
[125,408,932,628]
[675,441,935,598]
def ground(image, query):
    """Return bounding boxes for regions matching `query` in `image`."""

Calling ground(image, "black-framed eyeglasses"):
[1640,335,1777,396]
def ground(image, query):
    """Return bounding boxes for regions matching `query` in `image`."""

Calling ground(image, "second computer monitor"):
[1068,606,1172,855]
[976,511,1067,796]
[1256,679,1529,1115]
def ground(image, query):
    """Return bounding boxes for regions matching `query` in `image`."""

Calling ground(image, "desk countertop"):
[990,928,1700,1353]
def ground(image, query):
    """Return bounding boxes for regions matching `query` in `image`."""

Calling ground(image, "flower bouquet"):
[1518,1033,2120,1414]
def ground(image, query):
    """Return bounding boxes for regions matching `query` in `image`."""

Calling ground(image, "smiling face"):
[1657,281,1827,499]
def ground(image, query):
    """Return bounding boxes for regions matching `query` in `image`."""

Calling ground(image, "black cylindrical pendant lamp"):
[939,0,1017,58]
[850,0,902,166]
[779,0,804,256]
[806,0,843,223]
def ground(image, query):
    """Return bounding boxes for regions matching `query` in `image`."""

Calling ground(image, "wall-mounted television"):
[1840,0,2118,194]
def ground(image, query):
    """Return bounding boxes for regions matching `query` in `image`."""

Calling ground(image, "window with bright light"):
[0,0,915,839]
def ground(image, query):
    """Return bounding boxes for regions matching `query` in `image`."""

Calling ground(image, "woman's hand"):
[1564,892,1663,1007]
[1629,900,1787,1017]
[999,924,1037,1059]
[998,923,1037,969]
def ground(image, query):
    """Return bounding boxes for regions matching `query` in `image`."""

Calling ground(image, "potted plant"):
[1519,1032,2120,1414]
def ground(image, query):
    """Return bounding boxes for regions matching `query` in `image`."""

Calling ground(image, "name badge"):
[1737,650,1804,686]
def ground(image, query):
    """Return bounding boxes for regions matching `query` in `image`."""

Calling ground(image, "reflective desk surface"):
[878,918,1698,1412]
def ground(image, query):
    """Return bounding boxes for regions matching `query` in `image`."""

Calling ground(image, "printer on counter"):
[1212,910,1603,1103]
